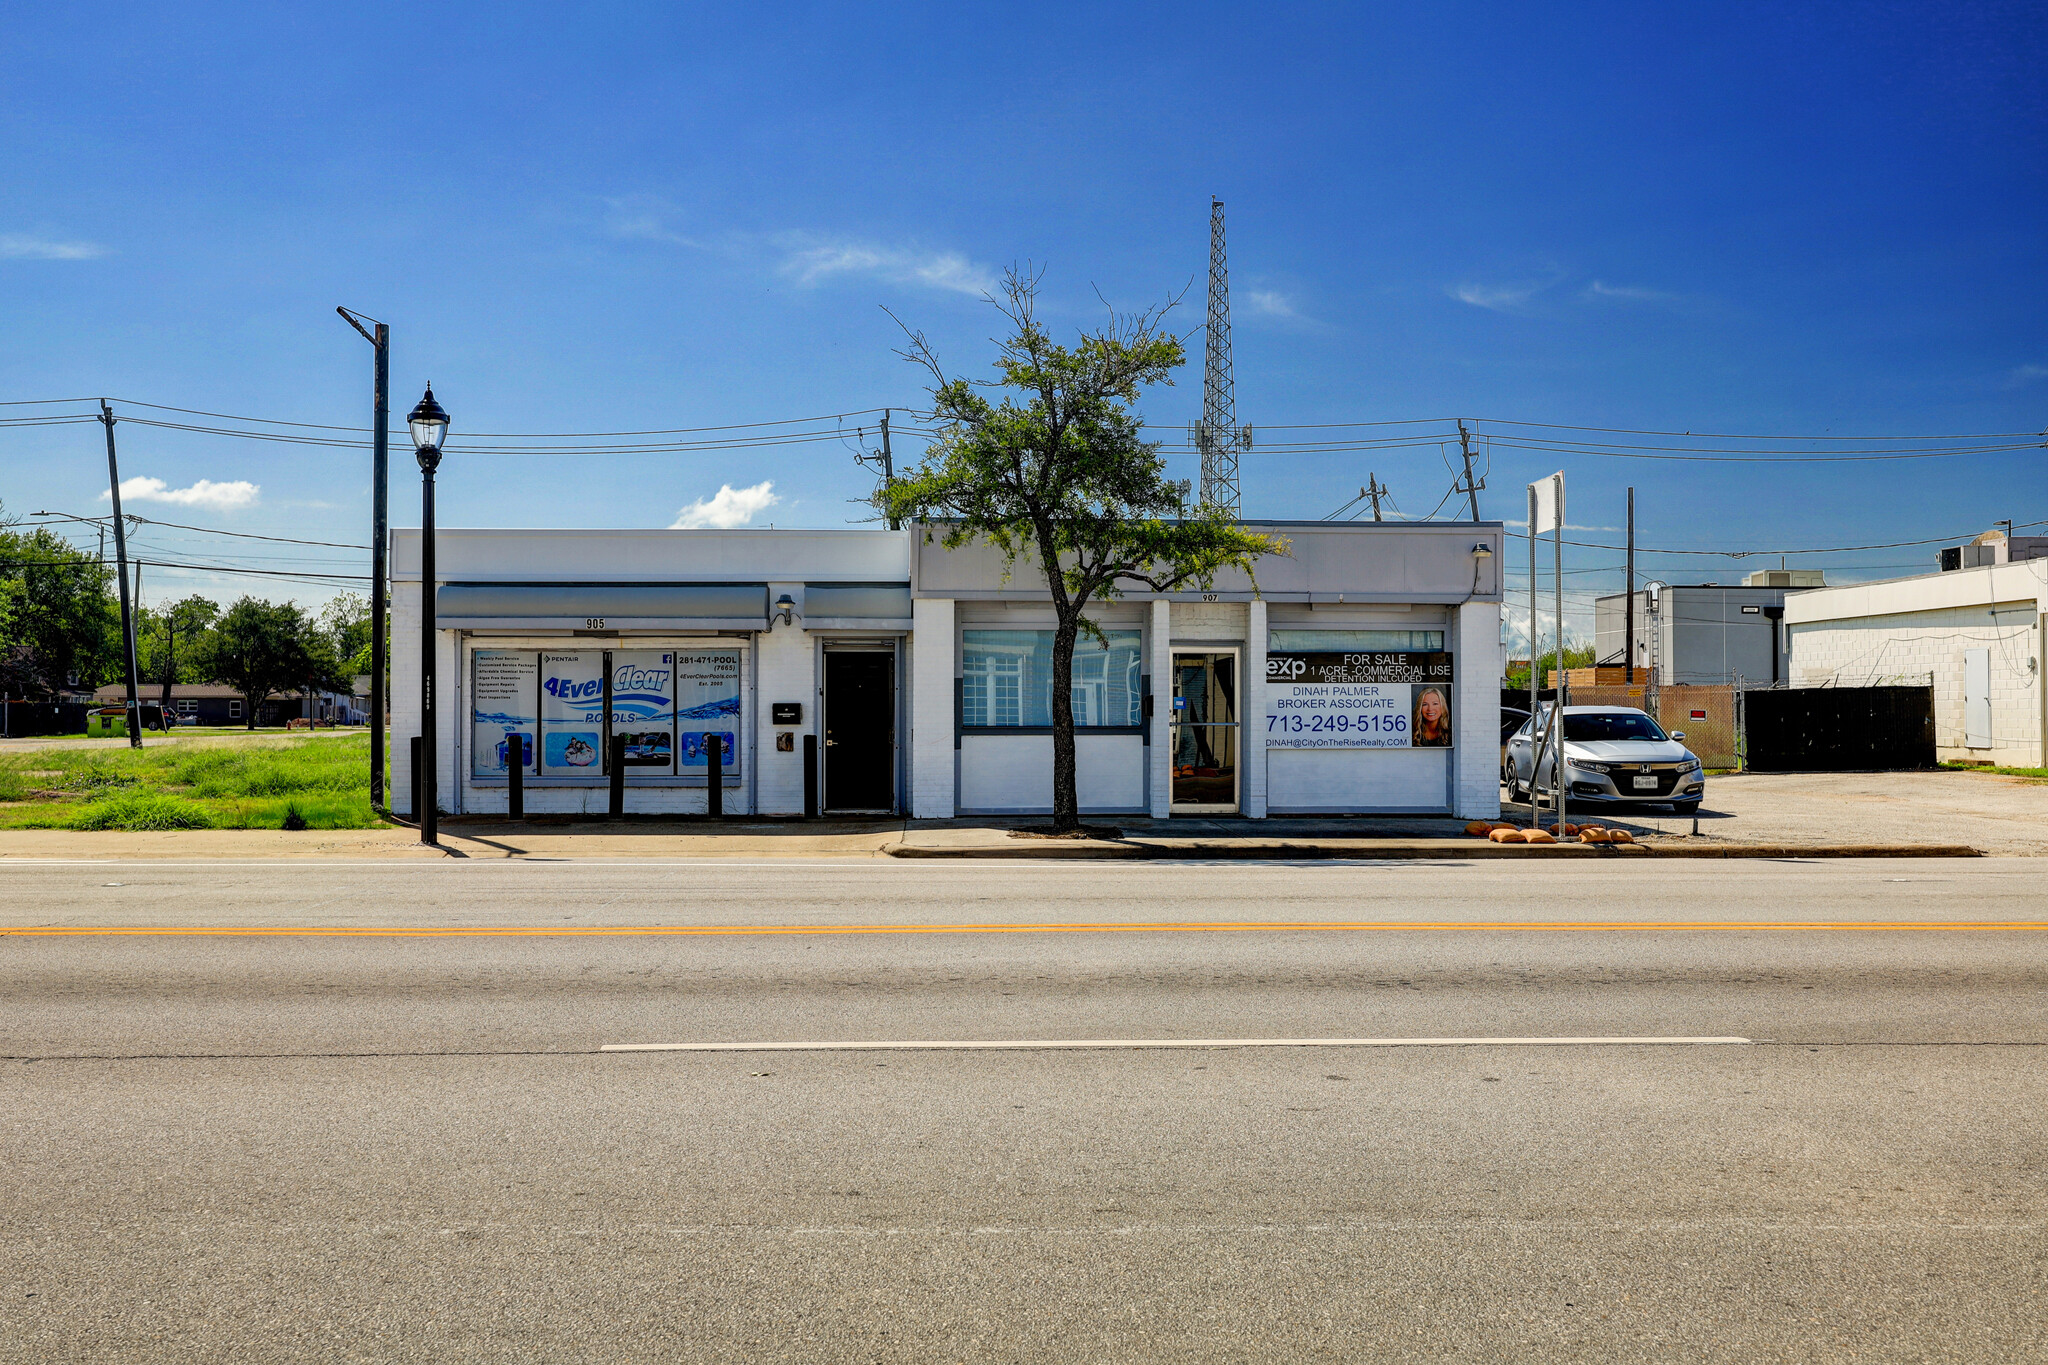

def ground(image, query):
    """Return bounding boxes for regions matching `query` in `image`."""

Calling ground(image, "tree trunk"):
[245,691,259,730]
[1048,612,1080,832]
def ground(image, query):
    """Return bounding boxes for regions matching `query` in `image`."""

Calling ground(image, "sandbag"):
[1608,829,1634,844]
[1521,828,1557,844]
[1487,827,1520,843]
[1465,821,1494,837]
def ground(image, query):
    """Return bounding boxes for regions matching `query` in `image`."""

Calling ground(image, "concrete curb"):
[882,839,1983,861]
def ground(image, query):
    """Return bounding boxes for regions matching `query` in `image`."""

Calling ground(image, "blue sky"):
[3,2,2043,635]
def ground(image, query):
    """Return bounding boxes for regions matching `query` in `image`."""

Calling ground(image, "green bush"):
[65,793,215,831]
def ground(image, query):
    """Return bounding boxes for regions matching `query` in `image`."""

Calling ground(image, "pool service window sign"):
[471,650,538,778]
[1265,652,1455,750]
[472,646,744,780]
[610,651,676,768]
[539,650,607,776]
[674,650,741,774]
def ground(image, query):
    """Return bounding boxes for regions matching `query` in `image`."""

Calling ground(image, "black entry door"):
[824,650,895,811]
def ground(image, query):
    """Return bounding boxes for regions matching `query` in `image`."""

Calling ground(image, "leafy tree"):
[878,268,1281,832]
[0,510,120,698]
[207,597,344,728]
[316,592,373,674]
[137,596,220,707]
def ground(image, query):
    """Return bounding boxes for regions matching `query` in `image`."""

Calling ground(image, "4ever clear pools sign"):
[1265,652,1456,750]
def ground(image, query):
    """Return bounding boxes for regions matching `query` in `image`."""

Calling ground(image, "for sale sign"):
[1264,652,1455,750]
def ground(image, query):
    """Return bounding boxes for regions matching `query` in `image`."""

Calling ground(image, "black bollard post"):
[609,735,626,819]
[508,735,524,821]
[803,734,818,819]
[707,733,723,818]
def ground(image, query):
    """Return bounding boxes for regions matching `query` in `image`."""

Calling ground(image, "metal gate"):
[1743,685,1936,771]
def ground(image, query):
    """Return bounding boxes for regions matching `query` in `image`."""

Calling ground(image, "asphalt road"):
[4,859,2044,1362]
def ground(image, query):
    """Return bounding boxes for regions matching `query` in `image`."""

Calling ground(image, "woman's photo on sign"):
[1412,685,1451,746]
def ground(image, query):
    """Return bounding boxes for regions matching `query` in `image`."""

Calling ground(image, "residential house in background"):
[92,683,364,727]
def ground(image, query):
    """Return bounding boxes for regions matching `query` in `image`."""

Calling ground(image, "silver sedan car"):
[1502,705,1706,815]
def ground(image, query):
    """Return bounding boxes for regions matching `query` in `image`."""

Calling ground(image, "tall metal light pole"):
[98,401,144,749]
[407,385,449,846]
[337,308,390,810]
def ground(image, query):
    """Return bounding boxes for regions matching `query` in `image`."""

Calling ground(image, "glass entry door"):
[1170,650,1238,811]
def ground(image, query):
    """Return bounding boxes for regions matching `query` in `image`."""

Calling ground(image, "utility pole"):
[1624,486,1636,685]
[337,308,390,811]
[1456,420,1483,521]
[880,410,898,530]
[98,400,144,749]
[1364,474,1388,522]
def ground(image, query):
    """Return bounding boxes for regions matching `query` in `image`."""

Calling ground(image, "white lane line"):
[602,1036,1753,1053]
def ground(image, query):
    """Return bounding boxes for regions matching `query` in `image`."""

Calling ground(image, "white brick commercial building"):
[1785,559,2048,767]
[390,520,1504,821]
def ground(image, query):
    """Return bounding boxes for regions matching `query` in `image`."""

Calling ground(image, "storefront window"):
[471,646,742,780]
[1268,629,1444,652]
[962,629,1142,728]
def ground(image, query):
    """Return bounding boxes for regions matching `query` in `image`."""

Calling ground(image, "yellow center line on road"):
[2,921,2046,938]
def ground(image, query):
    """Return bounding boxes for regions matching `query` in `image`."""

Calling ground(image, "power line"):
[28,510,368,550]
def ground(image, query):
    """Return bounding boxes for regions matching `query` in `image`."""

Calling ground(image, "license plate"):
[1631,775,1660,790]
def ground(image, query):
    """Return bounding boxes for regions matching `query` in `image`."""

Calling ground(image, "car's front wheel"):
[1502,759,1524,802]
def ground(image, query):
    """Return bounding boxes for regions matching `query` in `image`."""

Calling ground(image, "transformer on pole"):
[1192,198,1250,516]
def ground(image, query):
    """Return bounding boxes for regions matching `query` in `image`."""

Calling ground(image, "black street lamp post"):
[407,385,449,846]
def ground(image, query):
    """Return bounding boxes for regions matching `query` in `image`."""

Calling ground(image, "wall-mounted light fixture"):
[774,593,797,627]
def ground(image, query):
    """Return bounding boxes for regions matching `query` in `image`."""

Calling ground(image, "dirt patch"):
[1009,824,1125,842]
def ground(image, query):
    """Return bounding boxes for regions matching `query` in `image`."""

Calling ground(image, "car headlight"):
[1677,757,1701,773]
[1571,761,1611,774]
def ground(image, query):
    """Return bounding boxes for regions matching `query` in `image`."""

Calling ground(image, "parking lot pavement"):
[1504,767,2048,854]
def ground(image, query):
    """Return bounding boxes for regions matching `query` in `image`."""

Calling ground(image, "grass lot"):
[0,734,389,830]
[1942,760,2048,782]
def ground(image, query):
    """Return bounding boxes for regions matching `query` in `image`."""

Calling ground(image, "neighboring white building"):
[1784,558,2048,767]
[389,520,1505,820]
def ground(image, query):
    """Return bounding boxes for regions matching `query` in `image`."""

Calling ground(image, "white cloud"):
[1450,280,1544,311]
[0,234,106,260]
[603,195,699,247]
[1244,289,1298,319]
[1584,280,1676,303]
[669,480,780,529]
[2003,363,2048,388]
[775,235,995,296]
[101,476,260,511]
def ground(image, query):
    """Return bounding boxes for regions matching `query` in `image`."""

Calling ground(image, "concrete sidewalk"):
[0,812,1979,861]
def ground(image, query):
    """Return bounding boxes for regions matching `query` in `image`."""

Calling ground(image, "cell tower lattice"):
[1192,197,1250,516]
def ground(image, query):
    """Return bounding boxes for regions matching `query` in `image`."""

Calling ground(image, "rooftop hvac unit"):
[1742,569,1827,588]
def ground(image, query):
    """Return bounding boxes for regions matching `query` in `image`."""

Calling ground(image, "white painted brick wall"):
[753,583,811,815]
[389,577,420,816]
[1245,600,1268,817]
[909,597,955,818]
[1790,607,2045,766]
[1148,598,1171,819]
[1454,601,1503,819]
[1168,600,1248,640]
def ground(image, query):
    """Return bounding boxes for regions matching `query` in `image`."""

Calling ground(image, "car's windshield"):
[1563,712,1668,743]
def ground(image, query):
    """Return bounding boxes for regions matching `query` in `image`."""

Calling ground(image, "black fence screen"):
[0,701,90,737]
[1744,686,1935,772]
